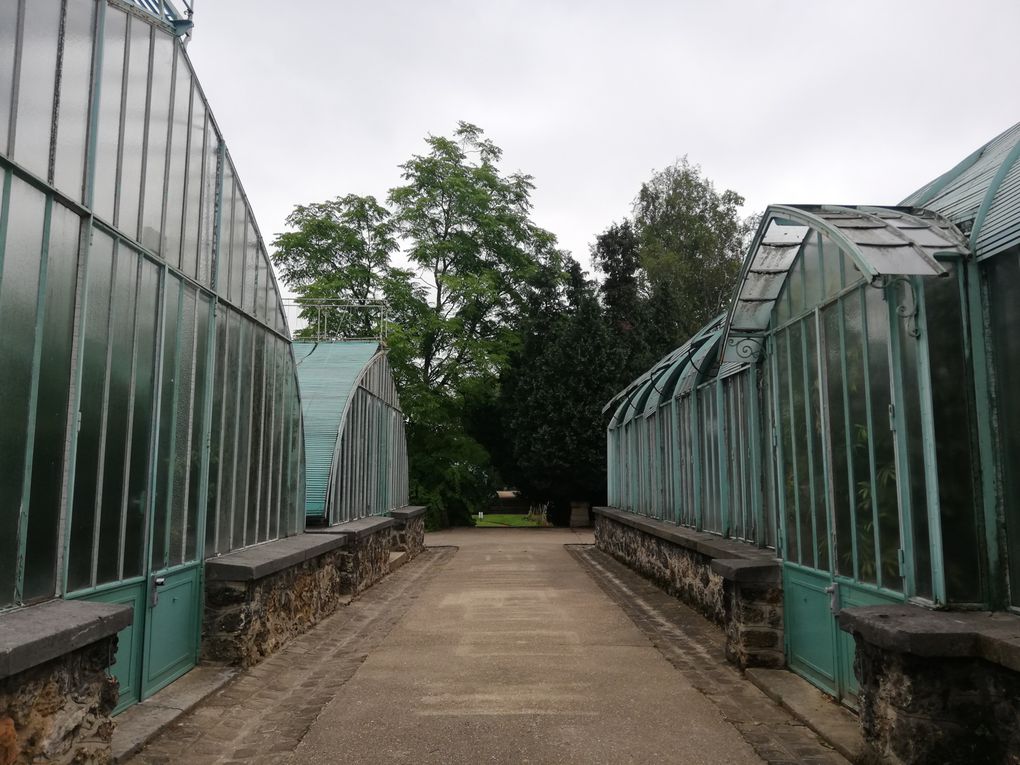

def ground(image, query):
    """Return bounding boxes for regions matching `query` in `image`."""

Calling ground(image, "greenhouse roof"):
[719,204,968,364]
[902,121,1020,260]
[294,341,380,516]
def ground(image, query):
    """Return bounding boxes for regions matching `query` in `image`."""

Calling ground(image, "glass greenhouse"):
[0,0,308,706]
[606,122,1020,703]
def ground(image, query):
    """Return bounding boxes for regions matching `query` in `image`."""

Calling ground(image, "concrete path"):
[129,529,846,764]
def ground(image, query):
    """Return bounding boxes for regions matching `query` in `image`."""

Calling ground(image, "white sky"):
[185,0,1020,276]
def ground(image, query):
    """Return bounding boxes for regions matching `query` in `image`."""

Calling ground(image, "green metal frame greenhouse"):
[605,121,1020,702]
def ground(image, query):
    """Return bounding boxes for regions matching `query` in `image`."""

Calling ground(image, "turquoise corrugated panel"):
[902,122,1020,259]
[293,341,379,518]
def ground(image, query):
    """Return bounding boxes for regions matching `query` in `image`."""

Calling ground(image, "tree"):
[272,194,396,338]
[634,157,750,346]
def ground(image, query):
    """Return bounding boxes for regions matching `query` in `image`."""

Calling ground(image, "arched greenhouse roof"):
[902,121,1020,260]
[294,341,381,517]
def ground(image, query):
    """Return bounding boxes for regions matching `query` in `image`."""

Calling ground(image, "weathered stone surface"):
[852,636,1020,764]
[202,546,348,667]
[339,523,394,595]
[594,511,785,670]
[0,637,119,764]
[391,509,425,559]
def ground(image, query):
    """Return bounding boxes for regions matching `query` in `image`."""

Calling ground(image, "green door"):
[773,284,918,704]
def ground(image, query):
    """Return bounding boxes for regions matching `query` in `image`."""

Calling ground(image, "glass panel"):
[242,216,256,315]
[91,7,126,222]
[68,227,115,592]
[820,234,843,302]
[123,258,159,579]
[205,305,227,555]
[168,286,196,567]
[865,287,902,592]
[247,328,264,543]
[152,274,181,571]
[182,96,205,281]
[260,338,277,542]
[801,234,824,310]
[776,330,798,563]
[788,321,813,566]
[197,113,217,287]
[140,32,173,254]
[0,179,47,605]
[24,202,79,601]
[805,318,829,572]
[13,0,60,180]
[229,192,244,306]
[844,290,876,584]
[219,310,241,551]
[53,0,95,199]
[163,50,191,270]
[925,266,982,602]
[788,255,805,318]
[117,17,150,238]
[824,301,854,577]
[232,319,253,548]
[893,280,932,600]
[96,244,137,585]
[187,293,211,561]
[0,0,16,154]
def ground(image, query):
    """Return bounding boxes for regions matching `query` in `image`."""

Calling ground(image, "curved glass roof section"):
[719,204,968,363]
[902,121,1020,260]
[606,317,724,427]
[294,341,380,515]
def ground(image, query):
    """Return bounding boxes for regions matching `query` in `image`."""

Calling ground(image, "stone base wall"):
[595,514,725,624]
[594,510,784,670]
[393,514,425,558]
[203,547,347,667]
[0,639,118,765]
[854,640,1020,764]
[342,526,394,595]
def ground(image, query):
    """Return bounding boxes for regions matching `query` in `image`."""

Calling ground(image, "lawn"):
[473,513,548,528]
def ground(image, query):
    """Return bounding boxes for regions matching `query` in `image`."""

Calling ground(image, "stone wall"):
[203,546,347,667]
[594,508,783,670]
[391,507,426,559]
[840,605,1020,764]
[341,524,394,595]
[595,512,725,624]
[0,639,118,765]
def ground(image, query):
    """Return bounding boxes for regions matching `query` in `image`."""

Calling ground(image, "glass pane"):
[219,310,242,552]
[182,96,205,281]
[91,7,126,222]
[139,33,173,254]
[229,191,245,306]
[824,301,854,578]
[117,17,150,238]
[0,179,47,605]
[152,275,181,571]
[260,338,277,542]
[163,50,191,270]
[788,255,805,318]
[776,331,798,563]
[52,0,95,199]
[242,216,256,315]
[788,321,813,566]
[197,112,217,287]
[205,305,227,555]
[925,267,982,602]
[820,235,843,302]
[13,0,60,180]
[68,227,115,592]
[844,290,876,584]
[0,0,16,154]
[187,293,211,561]
[865,287,902,592]
[893,280,932,600]
[168,286,196,567]
[247,329,264,544]
[124,258,160,579]
[233,319,253,547]
[801,234,824,310]
[805,318,829,572]
[23,201,79,601]
[97,244,138,585]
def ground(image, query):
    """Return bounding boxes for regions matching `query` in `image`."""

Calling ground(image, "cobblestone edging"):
[129,548,456,765]
[569,546,847,765]
[594,511,784,669]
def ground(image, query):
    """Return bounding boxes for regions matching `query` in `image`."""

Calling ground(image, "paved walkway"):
[128,528,846,765]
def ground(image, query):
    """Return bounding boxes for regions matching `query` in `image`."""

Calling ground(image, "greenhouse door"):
[773,284,914,703]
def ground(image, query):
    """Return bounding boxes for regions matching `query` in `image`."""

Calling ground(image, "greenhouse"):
[603,121,1020,708]
[295,341,409,526]
[0,0,308,709]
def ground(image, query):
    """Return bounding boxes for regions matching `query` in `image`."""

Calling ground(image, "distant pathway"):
[129,529,845,764]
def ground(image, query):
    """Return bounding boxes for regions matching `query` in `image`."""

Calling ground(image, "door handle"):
[824,583,839,615]
[150,576,167,607]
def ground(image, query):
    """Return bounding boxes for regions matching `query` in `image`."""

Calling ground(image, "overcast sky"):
[185,0,1020,276]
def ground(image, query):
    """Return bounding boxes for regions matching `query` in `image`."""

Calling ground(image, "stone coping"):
[306,515,396,540]
[838,604,1020,673]
[0,599,133,680]
[593,507,779,571]
[390,505,427,520]
[205,533,348,582]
